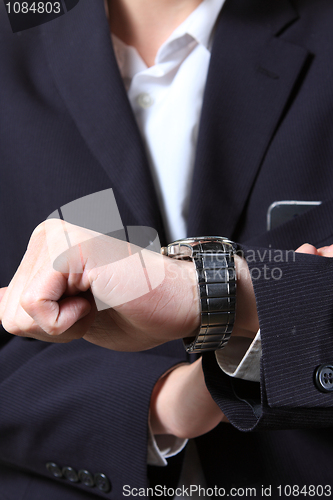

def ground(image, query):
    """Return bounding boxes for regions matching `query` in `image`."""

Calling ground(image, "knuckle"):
[19,291,35,314]
[29,222,46,244]
[14,314,36,335]
[1,316,19,335]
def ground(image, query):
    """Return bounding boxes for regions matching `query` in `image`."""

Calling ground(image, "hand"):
[0,220,200,350]
[0,220,259,351]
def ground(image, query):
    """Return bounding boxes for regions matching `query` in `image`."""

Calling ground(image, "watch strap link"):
[184,240,236,353]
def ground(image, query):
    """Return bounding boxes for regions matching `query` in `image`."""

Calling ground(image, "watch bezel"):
[162,236,235,259]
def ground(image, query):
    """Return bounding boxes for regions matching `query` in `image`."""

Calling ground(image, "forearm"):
[150,358,228,439]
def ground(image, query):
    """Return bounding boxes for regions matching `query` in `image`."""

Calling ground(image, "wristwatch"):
[161,237,237,353]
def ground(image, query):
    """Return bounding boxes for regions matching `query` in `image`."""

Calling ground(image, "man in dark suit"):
[1,0,333,498]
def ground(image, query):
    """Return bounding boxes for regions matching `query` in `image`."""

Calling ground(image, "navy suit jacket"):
[1,0,333,498]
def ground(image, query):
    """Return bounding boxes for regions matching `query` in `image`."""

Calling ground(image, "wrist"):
[158,257,200,341]
[232,255,259,339]
[150,358,225,439]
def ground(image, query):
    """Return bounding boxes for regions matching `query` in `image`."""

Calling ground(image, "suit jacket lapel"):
[40,0,310,244]
[187,0,309,239]
[40,0,165,239]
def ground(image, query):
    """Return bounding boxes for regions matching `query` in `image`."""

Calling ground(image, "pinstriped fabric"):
[245,199,333,251]
[244,249,333,408]
[203,247,333,433]
[0,338,186,498]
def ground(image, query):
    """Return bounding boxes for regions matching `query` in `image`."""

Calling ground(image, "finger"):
[295,243,318,255]
[20,275,92,336]
[55,234,165,309]
[14,305,96,343]
[0,246,58,335]
[318,244,333,257]
[1,221,96,337]
[0,287,7,304]
[0,231,50,328]
[0,287,9,325]
[0,276,29,333]
[0,263,42,334]
[0,287,8,315]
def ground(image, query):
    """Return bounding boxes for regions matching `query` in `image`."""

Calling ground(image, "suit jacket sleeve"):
[203,243,333,432]
[0,330,186,496]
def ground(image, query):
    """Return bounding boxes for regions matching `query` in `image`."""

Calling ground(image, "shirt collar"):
[165,0,226,51]
[155,0,226,62]
[111,0,226,76]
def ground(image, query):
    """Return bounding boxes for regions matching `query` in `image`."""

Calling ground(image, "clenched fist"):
[0,220,260,351]
[0,219,200,351]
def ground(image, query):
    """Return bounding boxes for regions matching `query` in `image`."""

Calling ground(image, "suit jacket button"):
[62,466,79,483]
[94,473,111,493]
[315,364,333,392]
[46,462,63,478]
[78,469,95,487]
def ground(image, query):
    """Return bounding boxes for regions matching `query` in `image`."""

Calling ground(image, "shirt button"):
[137,92,154,109]
[314,364,333,392]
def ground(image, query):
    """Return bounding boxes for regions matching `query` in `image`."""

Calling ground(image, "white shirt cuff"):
[215,329,261,382]
[147,421,187,466]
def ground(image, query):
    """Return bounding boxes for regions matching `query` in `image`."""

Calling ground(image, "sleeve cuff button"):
[314,364,333,392]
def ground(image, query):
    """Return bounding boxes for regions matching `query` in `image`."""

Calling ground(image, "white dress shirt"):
[112,0,225,242]
[108,0,262,484]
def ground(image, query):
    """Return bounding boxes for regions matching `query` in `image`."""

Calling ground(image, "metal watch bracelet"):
[162,237,237,353]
